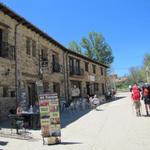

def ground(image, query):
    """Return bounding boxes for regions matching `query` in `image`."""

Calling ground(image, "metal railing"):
[40,58,48,68]
[70,67,84,76]
[0,41,15,60]
[52,62,63,73]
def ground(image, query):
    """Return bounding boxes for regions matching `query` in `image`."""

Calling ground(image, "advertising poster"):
[39,93,61,144]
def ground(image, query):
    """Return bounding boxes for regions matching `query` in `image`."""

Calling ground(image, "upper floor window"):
[69,57,81,75]
[26,37,31,55]
[100,67,104,76]
[75,59,80,74]
[32,40,36,57]
[41,48,48,67]
[92,65,96,74]
[0,28,14,60]
[26,37,37,57]
[85,62,89,72]
[52,52,59,64]
[69,57,74,74]
[52,52,61,72]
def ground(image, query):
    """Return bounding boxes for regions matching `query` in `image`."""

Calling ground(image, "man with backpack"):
[131,83,141,116]
[142,83,150,116]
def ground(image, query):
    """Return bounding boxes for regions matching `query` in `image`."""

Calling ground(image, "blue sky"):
[1,0,150,76]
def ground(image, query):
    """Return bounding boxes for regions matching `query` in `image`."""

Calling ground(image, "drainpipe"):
[63,50,67,100]
[14,23,21,105]
[66,51,69,102]
[37,35,42,80]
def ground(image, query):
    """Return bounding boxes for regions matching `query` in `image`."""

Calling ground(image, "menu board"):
[39,93,61,144]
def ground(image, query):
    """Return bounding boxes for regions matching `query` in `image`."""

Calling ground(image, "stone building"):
[0,3,108,119]
[65,50,107,101]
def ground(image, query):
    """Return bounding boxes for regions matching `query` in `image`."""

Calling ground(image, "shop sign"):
[89,75,96,81]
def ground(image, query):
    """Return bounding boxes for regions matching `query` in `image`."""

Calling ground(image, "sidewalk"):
[1,92,150,150]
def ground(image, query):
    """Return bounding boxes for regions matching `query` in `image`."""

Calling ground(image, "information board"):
[39,93,61,144]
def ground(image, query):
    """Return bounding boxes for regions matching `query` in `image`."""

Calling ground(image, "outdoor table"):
[21,111,40,129]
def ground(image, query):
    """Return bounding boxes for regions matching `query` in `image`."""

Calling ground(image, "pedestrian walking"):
[142,83,150,116]
[131,83,141,116]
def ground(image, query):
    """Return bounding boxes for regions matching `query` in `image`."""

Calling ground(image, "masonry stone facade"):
[0,3,108,119]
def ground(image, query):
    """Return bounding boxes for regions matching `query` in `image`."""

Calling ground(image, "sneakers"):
[146,111,149,116]
[136,111,141,117]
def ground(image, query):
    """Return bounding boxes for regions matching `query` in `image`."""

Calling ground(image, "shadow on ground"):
[0,141,8,146]
[60,141,82,145]
[0,96,126,130]
[61,109,91,128]
[141,115,150,118]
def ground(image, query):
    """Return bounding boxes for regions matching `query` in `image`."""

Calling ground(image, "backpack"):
[132,85,140,101]
[143,88,149,97]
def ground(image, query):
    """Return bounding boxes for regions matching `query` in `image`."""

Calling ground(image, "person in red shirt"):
[131,83,141,116]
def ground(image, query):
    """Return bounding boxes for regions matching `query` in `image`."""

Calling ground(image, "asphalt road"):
[1,92,150,150]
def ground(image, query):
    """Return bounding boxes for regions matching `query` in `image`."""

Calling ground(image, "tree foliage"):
[128,67,146,84]
[68,41,82,54]
[81,32,114,65]
[144,53,150,67]
[68,32,114,65]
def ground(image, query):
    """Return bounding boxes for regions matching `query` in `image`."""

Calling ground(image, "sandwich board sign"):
[39,93,61,145]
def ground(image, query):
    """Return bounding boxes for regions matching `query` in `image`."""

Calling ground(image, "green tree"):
[144,53,150,67]
[128,67,146,84]
[80,32,114,65]
[68,41,82,54]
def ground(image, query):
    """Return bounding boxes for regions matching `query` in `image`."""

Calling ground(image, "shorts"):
[144,97,150,105]
[133,101,141,109]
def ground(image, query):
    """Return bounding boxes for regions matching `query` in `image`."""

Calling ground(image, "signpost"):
[39,93,61,145]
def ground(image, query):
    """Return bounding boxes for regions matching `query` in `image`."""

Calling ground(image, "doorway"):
[27,83,36,106]
[86,82,90,95]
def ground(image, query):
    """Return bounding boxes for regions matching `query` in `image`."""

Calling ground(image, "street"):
[1,92,150,150]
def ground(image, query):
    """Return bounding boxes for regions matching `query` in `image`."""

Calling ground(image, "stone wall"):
[0,98,16,119]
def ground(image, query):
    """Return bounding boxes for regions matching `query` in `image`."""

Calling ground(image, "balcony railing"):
[0,41,15,60]
[70,67,84,76]
[52,62,63,73]
[40,58,48,68]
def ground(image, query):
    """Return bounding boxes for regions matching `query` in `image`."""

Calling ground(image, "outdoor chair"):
[8,114,24,134]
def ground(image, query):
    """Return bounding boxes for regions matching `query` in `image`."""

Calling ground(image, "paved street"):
[1,92,150,150]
